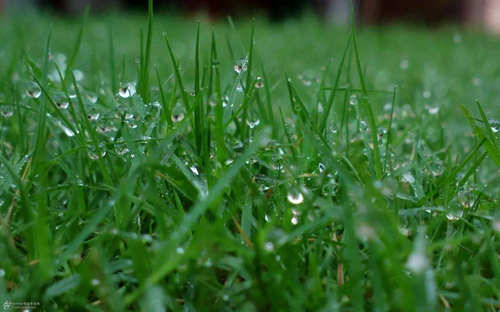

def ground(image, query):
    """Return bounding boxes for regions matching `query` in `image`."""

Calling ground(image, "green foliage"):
[0,8,499,312]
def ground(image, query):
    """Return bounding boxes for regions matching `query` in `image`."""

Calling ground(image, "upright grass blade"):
[65,6,88,85]
[193,23,204,158]
[138,0,153,103]
[211,32,227,161]
[163,33,190,113]
[320,35,351,133]
[108,25,117,93]
[384,86,397,174]
[349,1,383,179]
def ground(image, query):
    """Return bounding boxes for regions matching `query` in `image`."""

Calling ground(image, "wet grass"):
[0,3,499,311]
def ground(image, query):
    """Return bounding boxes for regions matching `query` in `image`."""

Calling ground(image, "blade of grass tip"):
[349,1,383,179]
[108,25,117,93]
[163,33,190,113]
[70,72,113,185]
[384,86,397,175]
[138,0,153,103]
[31,30,51,166]
[320,34,351,133]
[211,31,227,161]
[124,127,271,306]
[241,21,255,140]
[194,23,203,157]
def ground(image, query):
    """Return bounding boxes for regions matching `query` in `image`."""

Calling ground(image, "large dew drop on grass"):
[26,87,41,99]
[246,119,260,129]
[489,119,499,133]
[287,192,304,205]
[402,172,415,184]
[57,121,76,137]
[118,83,136,98]
[349,94,358,106]
[171,112,185,123]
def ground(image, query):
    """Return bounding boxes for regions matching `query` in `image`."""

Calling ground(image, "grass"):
[0,4,499,311]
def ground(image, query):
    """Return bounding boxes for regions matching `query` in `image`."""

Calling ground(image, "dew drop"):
[118,83,136,98]
[56,102,69,109]
[246,119,260,129]
[26,87,41,99]
[422,90,431,99]
[400,59,409,70]
[171,112,185,123]
[73,69,84,81]
[91,278,100,286]
[254,76,264,89]
[264,241,274,252]
[0,268,5,277]
[349,94,358,106]
[489,119,499,133]
[406,252,429,273]
[427,107,439,115]
[57,121,76,137]
[291,216,299,225]
[287,192,304,205]
[402,172,415,184]
[125,113,134,120]
[88,113,100,121]
[176,247,185,254]
[1,111,13,118]
[190,166,199,176]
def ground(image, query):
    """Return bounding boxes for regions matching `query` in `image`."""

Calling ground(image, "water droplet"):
[1,111,13,118]
[423,90,431,99]
[446,211,463,221]
[291,216,299,225]
[246,119,260,129]
[26,87,41,99]
[236,84,243,92]
[171,112,185,123]
[190,166,199,176]
[427,107,439,115]
[400,59,409,70]
[254,76,264,89]
[176,247,185,254]
[349,94,358,106]
[402,172,415,184]
[88,151,99,160]
[233,57,248,74]
[91,278,100,286]
[73,69,84,81]
[359,120,368,131]
[406,252,429,273]
[224,159,234,166]
[87,95,98,104]
[287,192,304,205]
[88,113,100,121]
[56,101,69,109]
[0,268,5,277]
[127,123,138,129]
[318,162,326,173]
[116,146,130,156]
[264,241,274,252]
[489,119,499,133]
[118,83,136,98]
[57,121,76,137]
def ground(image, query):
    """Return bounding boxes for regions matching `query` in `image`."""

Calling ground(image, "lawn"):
[0,3,499,311]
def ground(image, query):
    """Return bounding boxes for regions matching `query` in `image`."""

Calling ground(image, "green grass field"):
[0,3,499,311]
